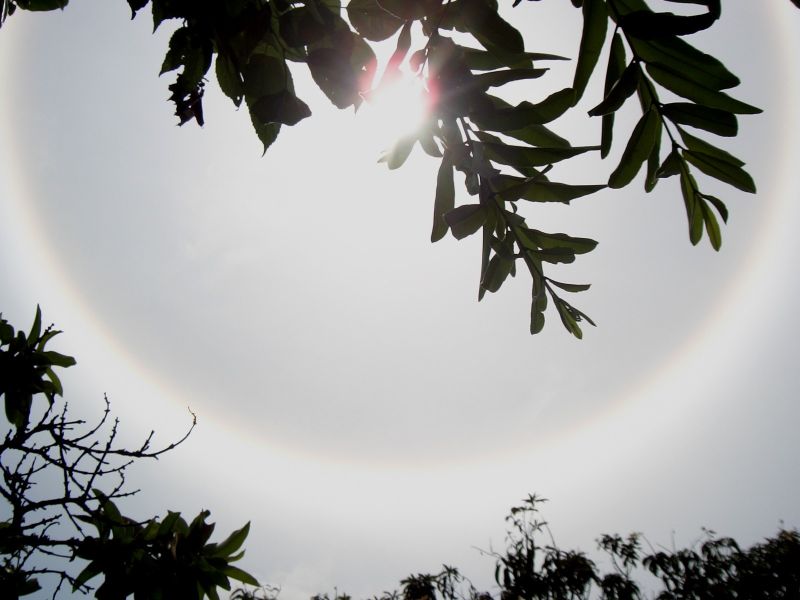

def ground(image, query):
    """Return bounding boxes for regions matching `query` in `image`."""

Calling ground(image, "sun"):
[356,72,431,151]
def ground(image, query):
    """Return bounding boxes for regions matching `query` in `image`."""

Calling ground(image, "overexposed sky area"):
[1,2,799,598]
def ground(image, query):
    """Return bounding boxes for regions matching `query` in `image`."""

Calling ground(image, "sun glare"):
[356,73,430,151]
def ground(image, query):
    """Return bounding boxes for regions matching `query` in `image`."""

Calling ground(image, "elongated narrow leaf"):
[498,179,605,204]
[470,88,576,130]
[462,47,568,71]
[510,124,572,149]
[481,141,599,168]
[677,126,745,166]
[531,247,576,264]
[520,228,598,254]
[482,254,514,293]
[699,199,722,250]
[224,565,260,586]
[472,67,548,90]
[644,113,663,191]
[530,281,548,334]
[646,63,761,114]
[73,561,103,590]
[431,153,455,242]
[679,166,703,244]
[631,35,739,90]
[608,108,660,188]
[29,305,42,345]
[573,0,608,101]
[700,193,728,223]
[620,8,717,40]
[683,150,756,193]
[212,523,251,558]
[465,2,525,55]
[662,102,737,137]
[473,99,571,147]
[655,149,683,179]
[589,61,640,116]
[547,279,591,293]
[601,33,627,158]
[445,204,487,239]
[41,350,76,368]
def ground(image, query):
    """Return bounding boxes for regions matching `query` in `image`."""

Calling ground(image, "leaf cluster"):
[0,1,787,336]
[0,308,259,598]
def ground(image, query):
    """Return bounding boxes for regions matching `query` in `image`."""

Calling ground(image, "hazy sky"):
[1,2,799,598]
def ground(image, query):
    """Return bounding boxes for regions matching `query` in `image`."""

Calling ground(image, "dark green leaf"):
[45,368,63,396]
[224,565,260,586]
[700,199,722,250]
[547,279,591,293]
[160,27,189,75]
[573,0,608,100]
[646,63,761,114]
[445,204,487,240]
[41,350,76,368]
[654,149,683,179]
[461,47,567,71]
[600,33,627,158]
[620,8,717,40]
[470,88,576,129]
[662,102,737,136]
[683,150,756,193]
[249,111,281,155]
[482,254,514,293]
[677,126,745,166]
[631,35,739,90]
[28,305,41,345]
[249,91,312,126]
[347,0,404,41]
[679,166,703,244]
[530,281,548,334]
[481,141,599,168]
[73,561,103,590]
[526,229,598,254]
[212,522,251,558]
[555,299,584,339]
[504,123,571,149]
[215,53,244,106]
[608,108,660,188]
[700,193,728,223]
[461,0,525,55]
[496,177,605,204]
[472,99,571,147]
[243,53,288,100]
[472,67,549,90]
[431,152,455,242]
[644,113,663,191]
[588,62,640,116]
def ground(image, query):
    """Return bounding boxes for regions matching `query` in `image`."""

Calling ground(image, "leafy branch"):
[0,0,784,336]
[0,308,258,598]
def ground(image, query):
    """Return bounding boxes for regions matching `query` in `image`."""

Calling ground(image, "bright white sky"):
[1,2,799,598]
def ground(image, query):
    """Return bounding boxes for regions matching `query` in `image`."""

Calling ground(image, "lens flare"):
[357,73,431,150]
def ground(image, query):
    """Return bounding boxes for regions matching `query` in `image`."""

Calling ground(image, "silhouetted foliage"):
[317,495,800,600]
[3,0,795,336]
[0,307,259,598]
